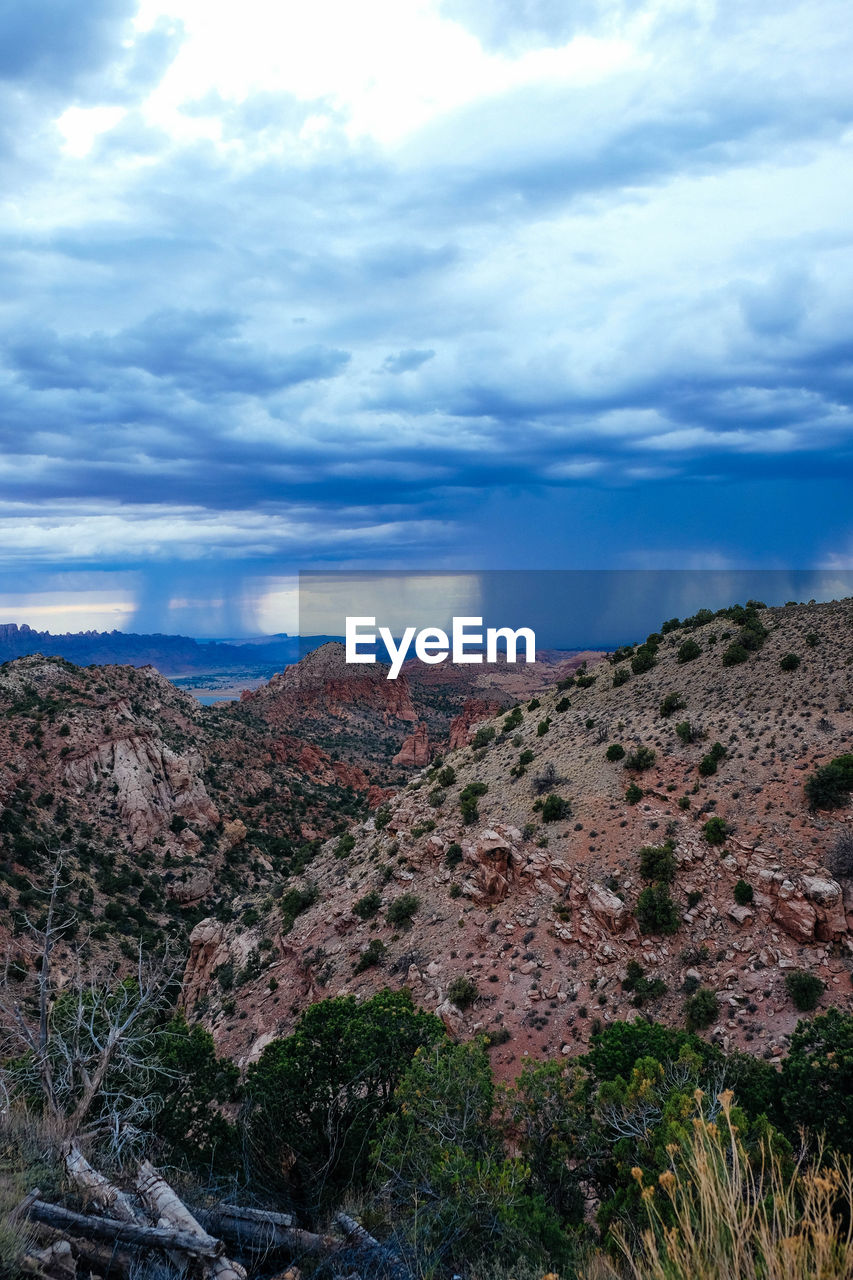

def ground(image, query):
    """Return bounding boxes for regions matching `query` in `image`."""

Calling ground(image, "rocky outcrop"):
[449,699,504,750]
[64,735,218,849]
[271,736,369,790]
[772,894,818,943]
[182,919,230,1011]
[244,642,418,726]
[587,884,631,933]
[392,723,431,767]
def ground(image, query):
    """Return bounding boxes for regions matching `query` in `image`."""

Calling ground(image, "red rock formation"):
[366,785,394,809]
[269,736,369,789]
[448,699,504,750]
[392,722,431,767]
[242,642,418,727]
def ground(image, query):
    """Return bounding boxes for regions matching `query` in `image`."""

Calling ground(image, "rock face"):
[449,699,505,750]
[244,642,419,726]
[65,735,218,849]
[587,884,631,933]
[392,723,431,767]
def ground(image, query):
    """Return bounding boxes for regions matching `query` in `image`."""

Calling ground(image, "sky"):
[0,0,851,636]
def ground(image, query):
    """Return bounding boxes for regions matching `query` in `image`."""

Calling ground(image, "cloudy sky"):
[0,0,851,635]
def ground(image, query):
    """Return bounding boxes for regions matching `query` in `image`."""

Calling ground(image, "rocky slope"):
[183,599,853,1071]
[0,653,368,969]
[240,640,601,784]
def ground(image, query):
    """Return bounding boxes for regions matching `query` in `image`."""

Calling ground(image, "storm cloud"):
[0,0,851,631]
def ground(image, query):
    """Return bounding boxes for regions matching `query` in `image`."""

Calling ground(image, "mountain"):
[181,598,853,1067]
[0,622,340,674]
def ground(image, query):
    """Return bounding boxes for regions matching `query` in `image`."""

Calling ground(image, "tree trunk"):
[26,1198,223,1257]
[64,1143,141,1223]
[194,1204,340,1258]
[136,1160,248,1280]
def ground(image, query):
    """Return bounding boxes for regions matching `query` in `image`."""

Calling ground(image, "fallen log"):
[137,1161,247,1280]
[64,1144,141,1224]
[26,1198,223,1259]
[194,1205,340,1258]
[333,1213,412,1280]
[218,1202,294,1229]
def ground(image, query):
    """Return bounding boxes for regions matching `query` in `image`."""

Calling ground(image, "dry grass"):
[587,1090,853,1280]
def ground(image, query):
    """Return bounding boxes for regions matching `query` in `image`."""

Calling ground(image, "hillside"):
[0,641,589,977]
[183,598,853,1067]
[0,654,368,969]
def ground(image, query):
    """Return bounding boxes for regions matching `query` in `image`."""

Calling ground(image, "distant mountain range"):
[0,622,342,674]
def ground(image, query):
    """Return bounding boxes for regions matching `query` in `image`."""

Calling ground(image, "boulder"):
[772,896,817,943]
[587,884,631,934]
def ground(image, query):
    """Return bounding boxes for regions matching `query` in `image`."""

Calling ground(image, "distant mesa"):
[0,621,340,676]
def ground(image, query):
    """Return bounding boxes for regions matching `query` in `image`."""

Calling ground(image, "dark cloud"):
[0,0,851,612]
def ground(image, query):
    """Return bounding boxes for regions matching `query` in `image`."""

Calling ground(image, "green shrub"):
[613,667,631,687]
[804,754,853,809]
[698,754,718,776]
[459,780,488,824]
[246,990,442,1212]
[703,816,728,845]
[722,642,749,666]
[625,782,643,804]
[621,959,667,1006]
[733,880,753,906]
[387,893,420,926]
[659,691,686,718]
[631,647,656,674]
[459,802,478,825]
[625,745,656,772]
[555,697,571,712]
[445,842,463,868]
[281,883,319,933]
[437,765,456,787]
[541,793,572,823]
[447,975,479,1010]
[374,805,391,830]
[536,718,551,737]
[354,939,387,973]
[805,632,819,647]
[780,1009,853,1153]
[336,833,356,857]
[677,639,701,663]
[638,842,676,884]
[503,706,523,732]
[472,725,495,749]
[353,890,382,920]
[606,743,625,762]
[780,653,801,672]
[676,720,695,744]
[684,986,719,1030]
[636,883,680,935]
[709,740,727,761]
[527,697,540,710]
[785,969,824,1011]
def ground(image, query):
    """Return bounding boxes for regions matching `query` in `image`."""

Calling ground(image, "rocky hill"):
[240,640,601,781]
[0,640,591,978]
[182,599,853,1069]
[0,653,368,971]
